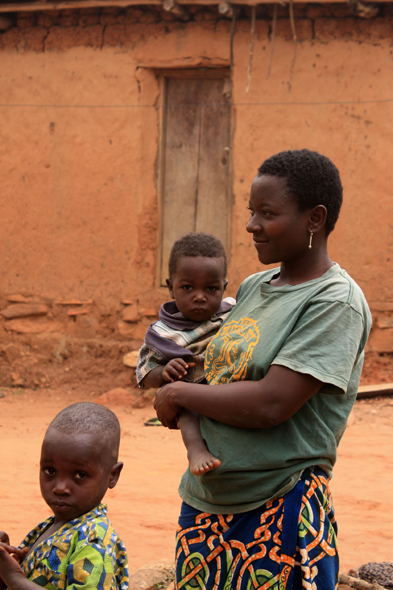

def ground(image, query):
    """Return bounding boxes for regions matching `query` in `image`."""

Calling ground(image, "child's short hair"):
[258,149,343,235]
[49,402,120,463]
[168,232,228,277]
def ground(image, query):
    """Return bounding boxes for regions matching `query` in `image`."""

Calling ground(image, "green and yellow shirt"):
[18,504,128,590]
[179,264,372,514]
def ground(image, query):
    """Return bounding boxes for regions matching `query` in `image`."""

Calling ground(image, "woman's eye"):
[247,207,254,215]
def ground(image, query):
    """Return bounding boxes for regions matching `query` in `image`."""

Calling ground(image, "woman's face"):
[246,174,311,266]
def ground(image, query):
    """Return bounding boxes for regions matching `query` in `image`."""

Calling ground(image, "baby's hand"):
[162,359,195,383]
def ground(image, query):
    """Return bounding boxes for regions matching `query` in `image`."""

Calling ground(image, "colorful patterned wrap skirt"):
[175,468,339,590]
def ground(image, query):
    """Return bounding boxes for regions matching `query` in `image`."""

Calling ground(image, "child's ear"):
[108,462,123,489]
[166,278,174,299]
[223,280,228,291]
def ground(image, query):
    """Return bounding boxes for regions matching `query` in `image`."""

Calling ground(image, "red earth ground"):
[0,368,392,578]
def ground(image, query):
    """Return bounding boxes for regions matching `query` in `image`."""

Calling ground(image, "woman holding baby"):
[155,149,371,590]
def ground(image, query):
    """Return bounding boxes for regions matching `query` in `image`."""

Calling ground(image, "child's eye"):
[75,472,88,480]
[182,285,192,291]
[43,467,56,476]
[207,286,217,292]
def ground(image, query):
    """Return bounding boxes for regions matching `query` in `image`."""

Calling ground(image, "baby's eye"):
[75,472,88,480]
[207,286,217,292]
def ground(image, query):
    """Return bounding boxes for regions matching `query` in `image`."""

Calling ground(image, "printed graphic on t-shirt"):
[205,318,259,384]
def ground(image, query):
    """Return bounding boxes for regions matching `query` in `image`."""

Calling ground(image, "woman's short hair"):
[168,232,227,277]
[258,149,343,234]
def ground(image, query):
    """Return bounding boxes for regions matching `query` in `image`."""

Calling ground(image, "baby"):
[137,232,235,476]
[0,402,128,590]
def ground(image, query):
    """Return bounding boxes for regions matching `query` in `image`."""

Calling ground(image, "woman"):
[154,149,371,589]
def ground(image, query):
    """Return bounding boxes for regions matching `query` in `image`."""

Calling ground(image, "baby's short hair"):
[258,149,343,235]
[48,402,120,463]
[168,232,227,277]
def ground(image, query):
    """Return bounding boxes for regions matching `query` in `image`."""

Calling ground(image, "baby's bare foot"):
[189,451,221,476]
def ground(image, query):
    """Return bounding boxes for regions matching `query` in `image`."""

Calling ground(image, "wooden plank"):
[156,75,167,288]
[155,69,231,80]
[195,78,231,252]
[357,382,393,399]
[0,0,387,13]
[160,78,201,284]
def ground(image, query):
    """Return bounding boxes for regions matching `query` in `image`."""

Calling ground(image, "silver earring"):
[308,231,313,249]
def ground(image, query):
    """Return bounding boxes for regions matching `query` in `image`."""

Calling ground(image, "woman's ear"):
[309,205,328,234]
[108,462,123,489]
[166,278,174,299]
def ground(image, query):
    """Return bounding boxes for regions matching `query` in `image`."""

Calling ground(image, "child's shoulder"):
[71,504,121,546]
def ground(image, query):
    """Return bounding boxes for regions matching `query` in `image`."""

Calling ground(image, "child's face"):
[166,256,227,322]
[40,428,122,525]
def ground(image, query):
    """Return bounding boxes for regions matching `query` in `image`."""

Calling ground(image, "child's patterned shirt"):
[18,503,128,590]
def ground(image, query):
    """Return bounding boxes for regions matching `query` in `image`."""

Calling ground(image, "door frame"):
[156,68,233,287]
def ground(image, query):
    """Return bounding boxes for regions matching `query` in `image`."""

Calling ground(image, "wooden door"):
[159,73,232,284]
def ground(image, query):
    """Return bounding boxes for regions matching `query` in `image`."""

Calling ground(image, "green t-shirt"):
[179,264,372,514]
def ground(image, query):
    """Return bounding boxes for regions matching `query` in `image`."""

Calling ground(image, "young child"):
[136,232,235,476]
[0,402,128,590]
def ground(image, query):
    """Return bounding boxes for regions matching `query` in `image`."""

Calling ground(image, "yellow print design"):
[205,318,259,385]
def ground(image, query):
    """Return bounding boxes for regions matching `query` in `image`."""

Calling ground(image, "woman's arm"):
[154,364,322,429]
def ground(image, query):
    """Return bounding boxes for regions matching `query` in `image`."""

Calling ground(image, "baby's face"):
[167,256,227,322]
[40,428,117,524]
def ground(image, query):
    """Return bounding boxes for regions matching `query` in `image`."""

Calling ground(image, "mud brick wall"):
[0,4,392,373]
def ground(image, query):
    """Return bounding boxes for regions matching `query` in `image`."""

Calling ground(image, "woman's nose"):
[246,218,255,233]
[246,216,260,233]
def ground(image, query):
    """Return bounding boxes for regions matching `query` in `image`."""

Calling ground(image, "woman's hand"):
[154,381,185,429]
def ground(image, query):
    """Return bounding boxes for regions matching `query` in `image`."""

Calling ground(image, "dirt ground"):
[0,381,392,578]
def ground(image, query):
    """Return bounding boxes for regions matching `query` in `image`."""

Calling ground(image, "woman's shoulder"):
[318,264,370,314]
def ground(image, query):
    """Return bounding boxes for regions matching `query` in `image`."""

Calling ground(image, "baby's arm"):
[141,359,195,388]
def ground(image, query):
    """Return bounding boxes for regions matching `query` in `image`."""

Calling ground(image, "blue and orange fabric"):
[175,468,339,590]
[18,504,128,590]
